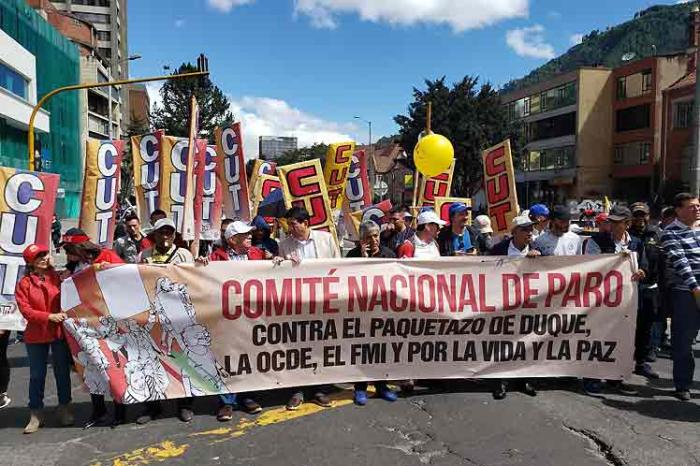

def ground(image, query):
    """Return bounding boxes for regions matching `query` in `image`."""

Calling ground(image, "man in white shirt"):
[397,210,445,258]
[490,216,542,258]
[278,207,340,260]
[533,205,583,256]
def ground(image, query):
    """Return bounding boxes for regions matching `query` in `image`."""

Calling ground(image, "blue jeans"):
[671,290,700,391]
[26,340,73,410]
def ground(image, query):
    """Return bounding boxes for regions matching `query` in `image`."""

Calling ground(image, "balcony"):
[88,113,109,137]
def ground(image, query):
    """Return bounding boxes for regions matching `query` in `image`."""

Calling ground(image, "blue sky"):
[129,0,684,156]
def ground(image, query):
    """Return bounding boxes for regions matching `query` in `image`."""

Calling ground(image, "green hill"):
[502,3,694,93]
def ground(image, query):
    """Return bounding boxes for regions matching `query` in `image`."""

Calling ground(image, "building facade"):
[502,67,615,205]
[0,0,82,217]
[259,136,298,160]
[127,83,150,130]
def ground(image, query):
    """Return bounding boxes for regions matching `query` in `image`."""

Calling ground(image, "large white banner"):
[60,255,636,402]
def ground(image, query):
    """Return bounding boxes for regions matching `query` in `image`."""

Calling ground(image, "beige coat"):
[278,229,340,259]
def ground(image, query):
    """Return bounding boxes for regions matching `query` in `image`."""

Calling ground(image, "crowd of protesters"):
[4,192,700,433]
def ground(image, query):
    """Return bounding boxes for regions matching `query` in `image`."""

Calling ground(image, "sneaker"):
[634,364,660,379]
[285,392,304,411]
[240,398,262,415]
[83,411,109,429]
[353,390,368,406]
[378,387,398,402]
[674,390,691,401]
[216,405,234,422]
[312,392,332,408]
[607,381,638,396]
[582,380,604,397]
[0,393,11,409]
[178,407,193,423]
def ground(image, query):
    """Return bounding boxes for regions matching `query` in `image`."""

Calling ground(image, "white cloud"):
[145,82,163,112]
[570,33,584,46]
[294,0,529,32]
[505,25,556,59]
[228,96,356,158]
[174,18,185,28]
[206,0,254,13]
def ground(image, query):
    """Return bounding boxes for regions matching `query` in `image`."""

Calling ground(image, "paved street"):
[0,342,698,466]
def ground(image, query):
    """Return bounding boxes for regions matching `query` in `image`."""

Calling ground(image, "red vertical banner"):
[323,142,355,210]
[181,96,199,241]
[417,161,455,208]
[215,123,251,221]
[0,168,59,330]
[343,149,372,212]
[79,139,124,247]
[194,142,223,241]
[482,139,518,235]
[131,131,163,222]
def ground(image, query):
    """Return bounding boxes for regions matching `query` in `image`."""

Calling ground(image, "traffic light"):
[197,54,209,73]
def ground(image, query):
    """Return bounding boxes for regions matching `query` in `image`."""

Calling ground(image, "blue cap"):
[448,203,470,218]
[529,204,550,218]
[251,215,271,231]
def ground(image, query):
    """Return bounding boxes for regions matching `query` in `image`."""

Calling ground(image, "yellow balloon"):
[414,134,454,177]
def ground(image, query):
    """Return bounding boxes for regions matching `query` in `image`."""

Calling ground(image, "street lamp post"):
[354,115,375,194]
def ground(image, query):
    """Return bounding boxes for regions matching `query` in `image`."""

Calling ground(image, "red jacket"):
[94,248,125,265]
[15,270,63,344]
[210,246,265,261]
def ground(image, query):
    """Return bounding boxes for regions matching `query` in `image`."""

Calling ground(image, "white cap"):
[416,210,446,227]
[224,221,255,239]
[511,215,535,230]
[153,218,176,231]
[473,215,493,234]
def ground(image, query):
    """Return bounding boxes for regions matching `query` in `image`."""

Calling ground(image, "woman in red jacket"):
[15,244,73,434]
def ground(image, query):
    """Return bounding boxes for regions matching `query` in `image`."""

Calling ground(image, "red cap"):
[594,212,609,225]
[23,244,49,264]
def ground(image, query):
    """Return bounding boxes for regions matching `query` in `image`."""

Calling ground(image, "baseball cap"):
[448,202,471,218]
[416,210,446,227]
[607,205,632,222]
[153,218,176,232]
[529,204,550,218]
[630,202,650,215]
[60,227,90,246]
[550,205,571,221]
[473,215,493,234]
[224,221,255,239]
[23,244,49,264]
[511,216,535,230]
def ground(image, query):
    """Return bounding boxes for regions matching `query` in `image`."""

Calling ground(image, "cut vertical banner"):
[435,197,472,224]
[180,96,199,241]
[131,131,163,222]
[482,139,518,235]
[417,161,455,207]
[215,123,250,221]
[278,159,338,239]
[250,175,281,217]
[194,143,222,241]
[248,159,277,198]
[0,167,60,330]
[323,142,355,210]
[159,136,192,234]
[344,149,372,212]
[79,139,124,247]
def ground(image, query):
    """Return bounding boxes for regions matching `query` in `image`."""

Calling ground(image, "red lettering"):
[322,276,339,314]
[417,275,436,313]
[546,273,566,307]
[222,280,242,320]
[486,176,509,204]
[348,276,368,311]
[458,274,479,312]
[287,166,320,196]
[502,274,521,311]
[389,275,408,312]
[561,273,582,307]
[603,271,623,307]
[583,272,603,307]
[478,274,495,312]
[265,278,293,316]
[369,276,388,310]
[485,146,506,177]
[522,273,539,309]
[436,274,456,312]
[489,202,512,232]
[243,280,264,318]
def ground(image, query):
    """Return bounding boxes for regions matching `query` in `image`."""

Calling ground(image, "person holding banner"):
[533,206,583,257]
[114,214,152,264]
[397,210,445,259]
[277,207,338,410]
[437,203,479,256]
[15,244,74,434]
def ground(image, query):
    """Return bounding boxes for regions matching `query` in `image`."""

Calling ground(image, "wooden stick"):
[426,101,432,134]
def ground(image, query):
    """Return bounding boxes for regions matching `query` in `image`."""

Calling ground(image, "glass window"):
[614,146,623,164]
[642,70,653,93]
[674,101,694,129]
[616,104,651,132]
[617,77,626,100]
[0,62,28,99]
[74,12,111,24]
[528,151,541,171]
[96,30,111,41]
[640,142,651,163]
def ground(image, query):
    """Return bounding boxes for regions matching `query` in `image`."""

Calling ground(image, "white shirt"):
[533,231,582,256]
[507,240,529,257]
[292,237,318,259]
[412,235,441,258]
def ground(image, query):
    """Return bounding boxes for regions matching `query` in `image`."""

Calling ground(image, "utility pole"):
[691,2,700,194]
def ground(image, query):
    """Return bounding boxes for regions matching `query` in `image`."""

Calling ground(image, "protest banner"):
[344,149,372,212]
[180,96,200,241]
[278,159,338,239]
[323,142,355,210]
[483,139,518,235]
[215,123,251,221]
[61,254,637,401]
[79,139,124,247]
[417,161,455,208]
[435,197,472,224]
[248,159,277,198]
[159,136,197,234]
[194,143,223,241]
[250,175,282,217]
[346,199,393,238]
[0,168,59,330]
[131,131,163,222]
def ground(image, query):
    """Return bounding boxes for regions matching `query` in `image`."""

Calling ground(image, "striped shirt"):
[660,219,700,291]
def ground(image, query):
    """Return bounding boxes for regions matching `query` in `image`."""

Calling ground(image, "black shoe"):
[634,364,660,380]
[178,407,193,423]
[674,390,691,401]
[645,350,657,363]
[492,383,507,400]
[520,382,537,397]
[83,411,109,429]
[607,382,638,396]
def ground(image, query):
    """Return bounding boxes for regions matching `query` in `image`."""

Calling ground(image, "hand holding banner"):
[482,140,519,235]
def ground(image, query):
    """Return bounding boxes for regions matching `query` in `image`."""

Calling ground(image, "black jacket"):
[437,226,479,256]
[346,245,396,258]
[588,232,649,281]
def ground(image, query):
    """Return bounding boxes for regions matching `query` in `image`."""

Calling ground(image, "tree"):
[151,62,234,139]
[275,143,329,167]
[394,76,523,197]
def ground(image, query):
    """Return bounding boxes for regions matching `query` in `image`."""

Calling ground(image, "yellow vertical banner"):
[417,161,455,207]
[482,139,519,235]
[250,174,281,217]
[159,135,190,233]
[434,197,472,224]
[248,159,277,197]
[131,131,163,222]
[79,139,123,247]
[323,142,355,210]
[277,159,338,240]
